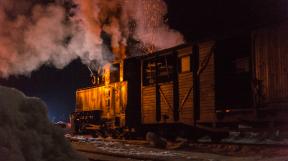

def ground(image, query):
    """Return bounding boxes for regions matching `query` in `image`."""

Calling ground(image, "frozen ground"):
[198,131,288,145]
[68,135,288,161]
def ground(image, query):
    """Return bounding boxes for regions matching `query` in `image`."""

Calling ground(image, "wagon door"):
[142,54,176,124]
[157,55,175,123]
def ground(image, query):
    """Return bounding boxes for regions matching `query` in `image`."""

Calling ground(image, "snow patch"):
[0,86,87,161]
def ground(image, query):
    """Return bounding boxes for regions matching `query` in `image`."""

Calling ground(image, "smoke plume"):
[0,86,88,161]
[0,0,184,77]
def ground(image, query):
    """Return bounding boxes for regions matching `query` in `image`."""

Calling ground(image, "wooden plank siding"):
[177,46,194,125]
[142,86,156,124]
[178,72,194,125]
[142,84,174,124]
[159,83,174,123]
[253,23,288,104]
[177,42,216,124]
[199,41,216,123]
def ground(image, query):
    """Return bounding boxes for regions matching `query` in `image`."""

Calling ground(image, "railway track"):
[192,141,288,148]
[74,139,288,161]
[184,141,288,157]
[79,148,164,161]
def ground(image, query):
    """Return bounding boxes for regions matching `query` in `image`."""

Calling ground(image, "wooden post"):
[192,44,200,126]
[173,53,180,121]
[155,57,161,122]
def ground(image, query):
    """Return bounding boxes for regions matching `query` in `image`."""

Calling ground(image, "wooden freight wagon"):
[140,41,216,128]
[253,22,288,107]
[213,21,288,129]
[252,22,288,124]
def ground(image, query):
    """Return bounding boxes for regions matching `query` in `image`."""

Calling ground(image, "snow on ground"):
[70,136,288,161]
[197,131,288,145]
[221,132,288,145]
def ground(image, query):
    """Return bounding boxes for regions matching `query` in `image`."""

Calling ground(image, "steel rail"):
[78,148,166,161]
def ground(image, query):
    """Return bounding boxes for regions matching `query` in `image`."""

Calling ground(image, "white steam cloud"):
[0,86,88,161]
[0,0,184,77]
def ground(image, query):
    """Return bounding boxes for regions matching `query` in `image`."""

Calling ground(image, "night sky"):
[0,0,287,122]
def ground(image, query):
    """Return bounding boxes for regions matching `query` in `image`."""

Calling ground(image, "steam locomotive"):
[71,21,288,139]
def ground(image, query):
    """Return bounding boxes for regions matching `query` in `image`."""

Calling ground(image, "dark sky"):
[0,0,288,122]
[165,0,288,40]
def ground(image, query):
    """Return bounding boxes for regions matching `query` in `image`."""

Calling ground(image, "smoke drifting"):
[0,0,184,77]
[0,86,88,161]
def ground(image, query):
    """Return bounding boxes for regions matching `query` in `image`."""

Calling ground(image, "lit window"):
[181,56,191,72]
